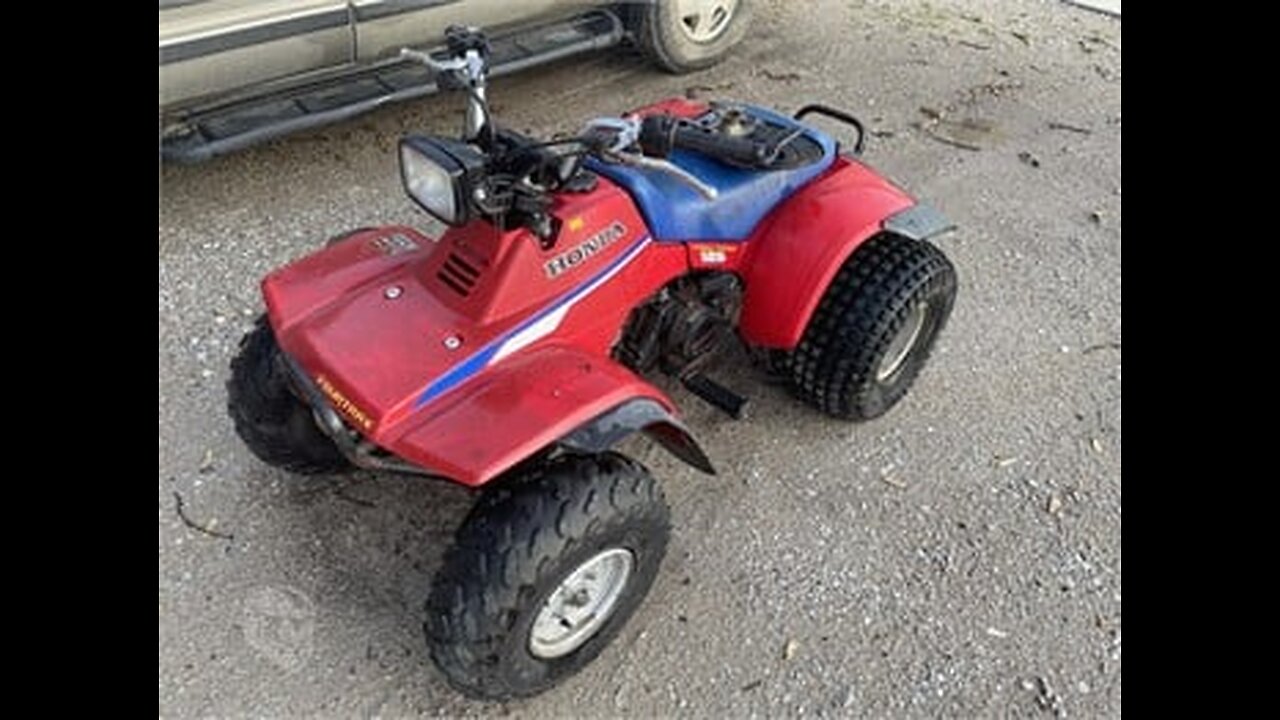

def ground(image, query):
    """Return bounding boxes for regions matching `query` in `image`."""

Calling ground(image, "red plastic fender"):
[382,344,706,487]
[737,156,916,349]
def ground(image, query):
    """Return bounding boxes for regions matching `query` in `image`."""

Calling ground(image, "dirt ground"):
[158,0,1121,715]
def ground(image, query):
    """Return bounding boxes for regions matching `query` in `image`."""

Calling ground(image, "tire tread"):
[790,234,957,420]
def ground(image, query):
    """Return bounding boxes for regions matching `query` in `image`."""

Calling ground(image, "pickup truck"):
[159,0,750,161]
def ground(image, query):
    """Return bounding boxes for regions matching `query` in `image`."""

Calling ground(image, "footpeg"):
[681,374,748,419]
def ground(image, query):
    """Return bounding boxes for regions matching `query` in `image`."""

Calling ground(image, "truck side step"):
[682,374,748,419]
[162,10,625,162]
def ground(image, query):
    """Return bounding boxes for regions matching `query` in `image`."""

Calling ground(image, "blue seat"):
[587,105,837,242]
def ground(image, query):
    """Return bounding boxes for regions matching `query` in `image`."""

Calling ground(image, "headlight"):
[398,136,485,226]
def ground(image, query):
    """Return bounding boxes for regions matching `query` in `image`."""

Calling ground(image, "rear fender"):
[384,345,711,486]
[738,157,945,349]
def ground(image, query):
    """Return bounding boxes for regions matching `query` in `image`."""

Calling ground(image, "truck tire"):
[634,0,751,73]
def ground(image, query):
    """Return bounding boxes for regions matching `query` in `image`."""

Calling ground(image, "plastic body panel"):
[264,175,690,485]
[389,345,676,486]
[737,155,916,348]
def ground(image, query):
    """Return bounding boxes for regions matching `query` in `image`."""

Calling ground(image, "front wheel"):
[425,453,669,700]
[789,233,957,420]
[633,0,752,73]
[227,317,350,474]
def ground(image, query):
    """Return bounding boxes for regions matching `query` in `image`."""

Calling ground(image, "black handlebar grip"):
[638,115,768,168]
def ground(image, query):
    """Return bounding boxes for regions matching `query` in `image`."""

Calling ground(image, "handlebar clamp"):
[444,25,490,65]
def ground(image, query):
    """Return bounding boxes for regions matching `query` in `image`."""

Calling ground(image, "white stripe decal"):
[490,235,651,363]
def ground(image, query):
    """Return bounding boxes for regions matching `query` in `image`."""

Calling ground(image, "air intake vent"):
[437,252,481,297]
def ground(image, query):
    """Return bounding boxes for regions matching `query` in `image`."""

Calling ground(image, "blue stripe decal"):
[414,344,500,407]
[413,235,652,408]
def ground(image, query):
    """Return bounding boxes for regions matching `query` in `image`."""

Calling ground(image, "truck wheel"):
[426,453,669,700]
[791,234,957,420]
[227,317,350,474]
[634,0,751,73]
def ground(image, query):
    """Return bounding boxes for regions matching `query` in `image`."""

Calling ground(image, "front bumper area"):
[278,351,445,478]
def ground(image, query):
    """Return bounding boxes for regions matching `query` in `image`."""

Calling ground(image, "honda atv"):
[228,27,957,700]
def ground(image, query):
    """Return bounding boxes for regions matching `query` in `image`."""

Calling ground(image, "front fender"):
[383,345,710,486]
[737,157,918,349]
[561,398,715,475]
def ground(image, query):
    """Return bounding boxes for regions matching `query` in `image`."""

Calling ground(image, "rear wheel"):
[425,453,669,700]
[227,316,349,474]
[634,0,752,73]
[789,234,957,420]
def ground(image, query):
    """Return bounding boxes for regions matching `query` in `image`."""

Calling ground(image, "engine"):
[615,273,742,377]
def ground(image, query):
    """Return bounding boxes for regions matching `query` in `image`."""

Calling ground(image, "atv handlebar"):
[400,28,490,142]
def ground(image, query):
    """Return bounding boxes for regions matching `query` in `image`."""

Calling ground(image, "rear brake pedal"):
[682,374,748,419]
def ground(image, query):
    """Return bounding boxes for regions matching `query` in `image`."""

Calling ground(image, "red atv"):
[229,27,956,700]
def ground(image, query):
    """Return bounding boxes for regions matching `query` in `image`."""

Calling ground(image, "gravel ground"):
[158,0,1121,716]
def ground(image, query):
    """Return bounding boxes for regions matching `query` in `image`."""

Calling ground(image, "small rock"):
[1046,494,1063,515]
[1089,210,1104,224]
[1018,151,1041,168]
[783,639,800,661]
[1090,437,1104,454]
[986,626,1009,638]
[1033,676,1066,717]
[880,473,907,489]
[841,685,857,708]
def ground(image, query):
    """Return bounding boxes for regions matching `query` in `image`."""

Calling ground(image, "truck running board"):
[162,10,625,162]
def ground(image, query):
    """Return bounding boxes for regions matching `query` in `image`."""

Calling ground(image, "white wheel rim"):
[877,302,928,382]
[672,0,738,43]
[529,548,635,659]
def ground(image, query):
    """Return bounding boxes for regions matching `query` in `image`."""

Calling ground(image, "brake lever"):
[582,116,717,200]
[608,152,718,200]
[583,116,640,154]
[399,48,464,73]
